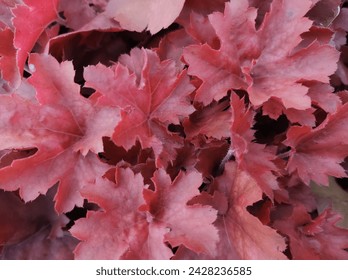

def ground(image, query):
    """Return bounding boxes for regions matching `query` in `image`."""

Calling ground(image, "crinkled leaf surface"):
[143,169,218,255]
[84,48,194,156]
[285,102,348,185]
[0,0,347,261]
[211,162,287,259]
[230,93,280,198]
[0,54,119,212]
[12,0,59,74]
[71,168,172,259]
[72,167,218,259]
[273,206,348,259]
[183,0,339,114]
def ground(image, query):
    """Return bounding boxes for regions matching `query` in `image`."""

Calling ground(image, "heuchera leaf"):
[183,0,339,115]
[1,0,347,261]
[105,0,185,34]
[273,205,348,259]
[72,167,217,259]
[248,0,338,112]
[58,0,97,30]
[143,168,218,255]
[0,54,120,213]
[176,162,286,259]
[156,29,196,70]
[183,99,231,140]
[84,48,194,161]
[58,0,121,32]
[212,162,286,259]
[71,168,172,260]
[0,28,20,90]
[307,83,341,114]
[230,93,280,199]
[12,0,59,74]
[285,102,348,186]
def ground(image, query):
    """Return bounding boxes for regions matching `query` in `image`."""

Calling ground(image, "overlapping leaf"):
[285,102,348,186]
[84,48,194,163]
[273,205,348,259]
[71,167,218,259]
[0,0,347,261]
[0,54,120,213]
[183,0,339,117]
[12,0,59,74]
[230,93,280,199]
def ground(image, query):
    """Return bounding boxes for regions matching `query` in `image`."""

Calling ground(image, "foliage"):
[1,0,348,259]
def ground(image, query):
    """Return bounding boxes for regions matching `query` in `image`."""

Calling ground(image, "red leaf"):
[0,54,120,212]
[285,102,348,185]
[0,28,20,90]
[58,0,121,32]
[307,83,341,113]
[307,0,341,27]
[58,0,97,30]
[71,168,173,259]
[284,108,316,127]
[0,0,19,29]
[183,12,219,47]
[12,0,59,74]
[183,0,339,112]
[182,0,258,105]
[157,29,196,70]
[183,43,247,106]
[28,54,121,156]
[72,167,218,259]
[143,169,219,255]
[273,206,348,259]
[84,48,194,154]
[177,0,227,27]
[176,162,287,259]
[231,93,280,199]
[183,99,231,140]
[213,162,286,259]
[249,0,339,111]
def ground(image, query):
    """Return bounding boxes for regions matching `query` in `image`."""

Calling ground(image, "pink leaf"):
[0,28,20,90]
[231,93,280,199]
[273,206,348,259]
[143,169,219,255]
[84,48,194,154]
[12,0,59,74]
[105,0,185,34]
[183,99,231,140]
[0,54,120,212]
[183,0,339,113]
[213,162,287,259]
[285,102,348,185]
[71,168,173,259]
